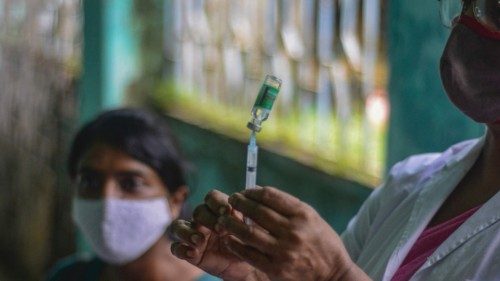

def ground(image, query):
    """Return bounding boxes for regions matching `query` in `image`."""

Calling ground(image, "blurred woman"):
[47,108,218,281]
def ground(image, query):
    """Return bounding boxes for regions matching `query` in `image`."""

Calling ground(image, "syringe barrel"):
[245,143,258,189]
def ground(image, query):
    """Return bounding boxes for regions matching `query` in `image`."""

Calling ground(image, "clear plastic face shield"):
[439,0,500,32]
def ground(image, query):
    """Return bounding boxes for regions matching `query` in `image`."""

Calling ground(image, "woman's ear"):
[168,185,189,218]
[171,185,189,204]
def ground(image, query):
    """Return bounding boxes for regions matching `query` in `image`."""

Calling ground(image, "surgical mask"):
[72,197,172,265]
[440,21,500,124]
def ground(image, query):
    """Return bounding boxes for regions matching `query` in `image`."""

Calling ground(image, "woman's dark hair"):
[68,108,187,193]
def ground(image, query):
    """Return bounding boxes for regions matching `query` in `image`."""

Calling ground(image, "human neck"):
[475,126,500,192]
[110,237,202,281]
[484,126,500,164]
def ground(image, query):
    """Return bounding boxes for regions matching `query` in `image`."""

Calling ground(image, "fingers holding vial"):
[217,186,357,281]
[171,189,265,281]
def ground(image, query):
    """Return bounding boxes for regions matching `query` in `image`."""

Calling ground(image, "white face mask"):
[72,197,172,265]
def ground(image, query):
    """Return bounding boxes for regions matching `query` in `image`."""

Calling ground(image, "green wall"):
[386,0,484,170]
[81,0,138,123]
[166,117,372,232]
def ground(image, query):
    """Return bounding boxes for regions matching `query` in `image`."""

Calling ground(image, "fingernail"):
[219,206,227,215]
[242,186,261,193]
[191,234,201,245]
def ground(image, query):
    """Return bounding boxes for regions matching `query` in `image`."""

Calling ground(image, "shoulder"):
[382,137,480,196]
[341,138,483,260]
[360,138,482,224]
[45,253,102,281]
[363,137,483,226]
[386,152,441,185]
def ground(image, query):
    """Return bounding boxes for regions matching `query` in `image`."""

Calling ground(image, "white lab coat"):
[341,135,500,281]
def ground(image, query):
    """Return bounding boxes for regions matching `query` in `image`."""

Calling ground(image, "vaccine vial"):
[247,75,282,132]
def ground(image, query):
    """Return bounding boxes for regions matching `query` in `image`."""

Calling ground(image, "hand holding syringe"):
[245,75,282,224]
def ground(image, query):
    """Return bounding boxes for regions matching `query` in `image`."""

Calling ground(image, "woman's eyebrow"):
[76,166,150,178]
[114,170,147,177]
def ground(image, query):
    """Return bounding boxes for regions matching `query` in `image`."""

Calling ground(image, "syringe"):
[245,131,258,190]
[244,75,281,224]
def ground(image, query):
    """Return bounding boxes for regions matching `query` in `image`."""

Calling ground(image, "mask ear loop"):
[458,15,500,40]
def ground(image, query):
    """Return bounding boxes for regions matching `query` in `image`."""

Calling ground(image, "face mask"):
[72,197,172,265]
[440,22,500,123]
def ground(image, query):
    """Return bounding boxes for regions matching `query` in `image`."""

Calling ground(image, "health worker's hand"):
[171,189,269,281]
[217,186,371,281]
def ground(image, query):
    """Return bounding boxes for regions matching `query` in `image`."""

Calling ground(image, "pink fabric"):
[390,205,481,281]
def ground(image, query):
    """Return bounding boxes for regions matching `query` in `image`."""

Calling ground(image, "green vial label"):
[254,85,279,110]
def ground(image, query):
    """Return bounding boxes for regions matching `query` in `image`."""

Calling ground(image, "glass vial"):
[247,75,282,132]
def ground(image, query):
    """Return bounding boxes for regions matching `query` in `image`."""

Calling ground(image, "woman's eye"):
[119,177,145,192]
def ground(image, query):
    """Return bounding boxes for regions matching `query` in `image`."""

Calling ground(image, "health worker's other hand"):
[218,186,370,281]
[171,189,268,281]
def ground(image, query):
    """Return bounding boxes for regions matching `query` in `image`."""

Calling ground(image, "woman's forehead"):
[79,144,151,174]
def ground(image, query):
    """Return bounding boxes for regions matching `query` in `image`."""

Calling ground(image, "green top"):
[46,254,221,281]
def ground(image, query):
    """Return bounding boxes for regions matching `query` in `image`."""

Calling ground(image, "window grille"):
[162,0,388,186]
